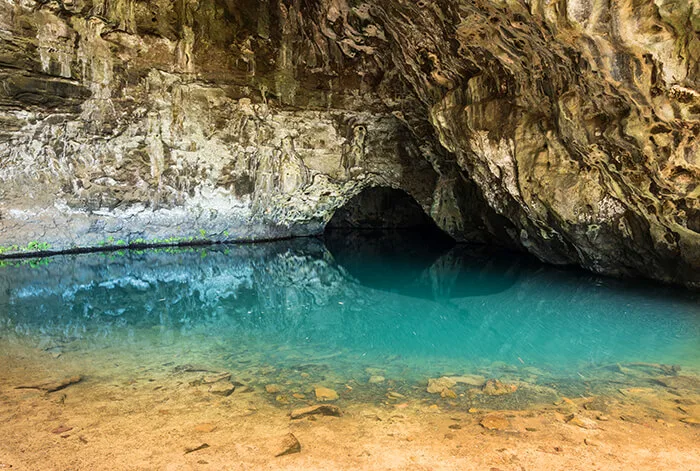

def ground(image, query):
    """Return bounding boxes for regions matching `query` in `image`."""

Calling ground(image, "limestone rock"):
[480,415,511,431]
[314,387,339,402]
[566,414,598,430]
[193,423,216,433]
[290,405,342,420]
[208,382,235,397]
[275,433,301,457]
[482,379,517,396]
[427,377,457,394]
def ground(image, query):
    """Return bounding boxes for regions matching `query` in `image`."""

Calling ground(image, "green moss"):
[0,241,51,255]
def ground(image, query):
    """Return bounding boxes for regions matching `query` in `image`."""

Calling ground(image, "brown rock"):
[184,443,209,454]
[427,377,456,394]
[314,386,339,401]
[266,384,281,394]
[291,404,342,419]
[209,382,235,396]
[275,433,301,457]
[51,425,73,434]
[656,376,700,390]
[566,414,598,429]
[18,375,82,393]
[194,423,216,433]
[480,415,511,431]
[482,379,517,396]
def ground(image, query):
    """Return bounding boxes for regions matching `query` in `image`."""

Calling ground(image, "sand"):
[1,343,699,471]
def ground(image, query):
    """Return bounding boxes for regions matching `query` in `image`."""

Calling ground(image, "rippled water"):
[1,235,698,407]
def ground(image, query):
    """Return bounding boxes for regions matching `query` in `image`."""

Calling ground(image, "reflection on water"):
[0,237,699,405]
[325,229,523,299]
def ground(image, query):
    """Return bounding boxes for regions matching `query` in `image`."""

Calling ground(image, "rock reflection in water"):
[324,228,522,299]
[0,238,698,383]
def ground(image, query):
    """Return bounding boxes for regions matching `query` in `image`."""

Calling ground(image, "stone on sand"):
[275,433,301,457]
[194,423,216,433]
[566,414,598,429]
[480,415,511,431]
[290,404,342,419]
[209,382,235,396]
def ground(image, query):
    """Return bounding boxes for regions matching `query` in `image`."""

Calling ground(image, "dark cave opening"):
[323,187,458,296]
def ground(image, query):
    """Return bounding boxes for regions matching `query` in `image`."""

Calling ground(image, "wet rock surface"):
[0,1,697,285]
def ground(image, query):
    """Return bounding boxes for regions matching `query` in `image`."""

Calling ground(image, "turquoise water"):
[1,236,699,406]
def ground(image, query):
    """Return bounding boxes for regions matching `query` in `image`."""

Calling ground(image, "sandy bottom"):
[1,343,699,471]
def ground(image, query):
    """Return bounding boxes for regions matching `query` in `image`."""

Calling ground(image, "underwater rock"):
[265,384,282,394]
[208,382,235,397]
[314,387,339,402]
[16,375,82,393]
[566,414,598,430]
[201,373,232,384]
[584,396,615,413]
[368,376,385,384]
[451,375,487,387]
[482,379,518,396]
[290,405,342,420]
[193,424,216,433]
[51,425,73,435]
[656,376,700,391]
[479,415,511,431]
[184,443,209,455]
[274,433,301,457]
[427,377,457,395]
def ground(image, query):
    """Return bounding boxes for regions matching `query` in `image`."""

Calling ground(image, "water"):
[1,235,699,408]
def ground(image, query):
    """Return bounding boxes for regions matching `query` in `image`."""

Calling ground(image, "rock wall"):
[0,0,698,287]
[0,0,489,253]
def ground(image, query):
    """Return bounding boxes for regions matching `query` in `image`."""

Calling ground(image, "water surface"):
[1,236,698,407]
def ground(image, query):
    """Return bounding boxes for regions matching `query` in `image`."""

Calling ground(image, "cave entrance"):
[323,187,455,296]
[325,186,451,232]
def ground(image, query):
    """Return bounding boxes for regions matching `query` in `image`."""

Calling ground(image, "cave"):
[325,186,443,232]
[323,186,456,295]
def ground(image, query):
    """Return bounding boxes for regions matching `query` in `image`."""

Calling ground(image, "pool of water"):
[1,235,698,408]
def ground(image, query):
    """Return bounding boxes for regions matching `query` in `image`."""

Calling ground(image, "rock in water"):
[566,414,598,430]
[209,382,235,396]
[17,376,82,393]
[314,387,339,401]
[480,415,511,431]
[427,377,457,394]
[482,379,517,396]
[193,423,216,433]
[275,433,301,457]
[290,405,342,419]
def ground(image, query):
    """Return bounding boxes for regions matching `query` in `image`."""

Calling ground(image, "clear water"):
[1,236,699,407]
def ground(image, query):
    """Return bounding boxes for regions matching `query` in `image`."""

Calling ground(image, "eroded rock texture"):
[0,0,698,286]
